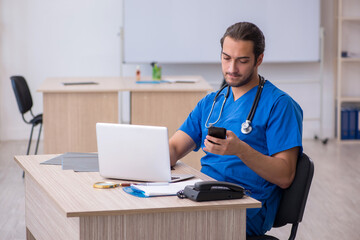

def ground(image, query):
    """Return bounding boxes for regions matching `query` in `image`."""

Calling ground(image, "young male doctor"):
[169,22,303,236]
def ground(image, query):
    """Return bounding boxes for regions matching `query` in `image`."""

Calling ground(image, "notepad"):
[130,179,202,197]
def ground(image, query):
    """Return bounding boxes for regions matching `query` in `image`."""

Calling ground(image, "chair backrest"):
[273,152,314,228]
[10,76,33,114]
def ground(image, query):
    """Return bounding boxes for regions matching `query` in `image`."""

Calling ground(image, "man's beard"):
[224,70,256,88]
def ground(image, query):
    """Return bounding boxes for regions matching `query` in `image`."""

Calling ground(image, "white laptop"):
[96,123,193,182]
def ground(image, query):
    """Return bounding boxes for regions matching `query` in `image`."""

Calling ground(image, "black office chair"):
[11,76,43,176]
[247,153,314,240]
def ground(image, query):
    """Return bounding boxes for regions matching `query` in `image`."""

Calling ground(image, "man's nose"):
[228,61,237,73]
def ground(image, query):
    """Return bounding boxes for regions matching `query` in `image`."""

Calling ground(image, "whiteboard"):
[123,0,320,63]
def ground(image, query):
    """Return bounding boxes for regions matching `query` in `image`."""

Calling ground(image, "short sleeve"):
[266,95,303,156]
[178,98,204,151]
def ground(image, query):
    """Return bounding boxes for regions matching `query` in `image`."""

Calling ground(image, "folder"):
[349,108,357,139]
[341,108,350,140]
[125,179,202,197]
[357,107,360,139]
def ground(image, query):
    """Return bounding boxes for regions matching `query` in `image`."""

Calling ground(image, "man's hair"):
[220,22,265,61]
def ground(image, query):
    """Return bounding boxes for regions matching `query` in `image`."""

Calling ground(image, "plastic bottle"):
[136,65,141,81]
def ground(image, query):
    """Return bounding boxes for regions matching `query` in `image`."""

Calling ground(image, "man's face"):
[221,37,263,87]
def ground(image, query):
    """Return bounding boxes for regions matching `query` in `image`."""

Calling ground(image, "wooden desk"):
[15,154,261,240]
[38,76,212,169]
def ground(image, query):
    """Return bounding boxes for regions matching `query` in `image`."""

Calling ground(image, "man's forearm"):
[235,141,298,189]
[169,130,196,167]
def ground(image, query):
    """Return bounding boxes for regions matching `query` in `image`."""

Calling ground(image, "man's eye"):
[223,57,231,61]
[239,60,249,64]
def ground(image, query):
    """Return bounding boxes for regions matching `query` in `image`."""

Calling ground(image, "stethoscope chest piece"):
[241,120,252,135]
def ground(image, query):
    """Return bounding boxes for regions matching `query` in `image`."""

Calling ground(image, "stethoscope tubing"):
[205,75,265,134]
[246,76,265,122]
[204,84,230,128]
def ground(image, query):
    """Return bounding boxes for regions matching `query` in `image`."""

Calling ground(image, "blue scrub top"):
[179,80,303,235]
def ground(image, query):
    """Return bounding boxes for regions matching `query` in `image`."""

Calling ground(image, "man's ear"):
[255,53,264,67]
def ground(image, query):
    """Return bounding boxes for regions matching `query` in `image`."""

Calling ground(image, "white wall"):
[0,0,336,141]
[0,0,122,140]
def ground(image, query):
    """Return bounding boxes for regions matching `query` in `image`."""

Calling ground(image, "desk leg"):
[80,209,246,240]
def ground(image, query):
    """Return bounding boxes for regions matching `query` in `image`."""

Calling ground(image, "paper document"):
[62,155,99,172]
[131,179,202,197]
[40,152,99,172]
[40,152,97,165]
[162,78,198,83]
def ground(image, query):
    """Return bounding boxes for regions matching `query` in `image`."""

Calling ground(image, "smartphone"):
[207,126,226,144]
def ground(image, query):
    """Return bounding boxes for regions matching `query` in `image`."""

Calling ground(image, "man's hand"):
[203,130,241,156]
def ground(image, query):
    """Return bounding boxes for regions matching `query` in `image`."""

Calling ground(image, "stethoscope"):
[205,75,265,135]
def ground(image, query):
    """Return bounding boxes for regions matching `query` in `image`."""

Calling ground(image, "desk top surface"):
[37,76,213,93]
[15,154,261,218]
